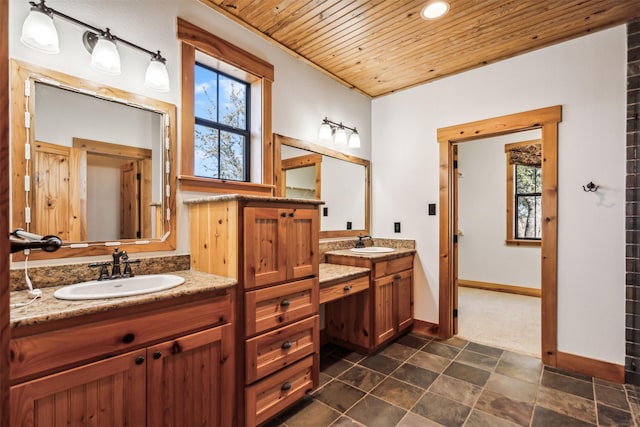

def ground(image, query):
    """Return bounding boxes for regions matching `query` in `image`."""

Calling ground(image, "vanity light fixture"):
[21,0,170,92]
[318,117,361,148]
[420,0,450,19]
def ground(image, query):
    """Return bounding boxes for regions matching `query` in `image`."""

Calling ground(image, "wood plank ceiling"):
[201,0,640,97]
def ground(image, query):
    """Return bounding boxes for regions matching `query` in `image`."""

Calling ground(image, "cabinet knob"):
[135,356,145,365]
[288,212,295,217]
[122,333,135,344]
[343,285,352,291]
[153,351,162,360]
[280,299,291,307]
[394,274,402,280]
[280,212,287,218]
[281,381,292,391]
[281,340,292,350]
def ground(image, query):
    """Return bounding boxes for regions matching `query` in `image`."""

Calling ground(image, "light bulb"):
[421,0,450,19]
[145,56,170,92]
[335,127,347,145]
[21,7,59,54]
[318,122,332,142]
[348,131,361,148]
[90,35,121,75]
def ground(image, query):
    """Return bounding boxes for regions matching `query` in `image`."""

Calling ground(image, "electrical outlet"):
[346,221,352,230]
[394,222,401,233]
[428,203,436,215]
[323,207,328,217]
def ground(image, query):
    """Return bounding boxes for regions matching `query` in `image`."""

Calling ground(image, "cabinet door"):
[396,270,414,332]
[146,324,234,427]
[11,350,146,427]
[244,207,288,288]
[374,275,396,346]
[287,208,318,281]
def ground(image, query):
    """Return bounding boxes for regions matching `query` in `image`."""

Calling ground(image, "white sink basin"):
[350,247,394,254]
[54,274,185,300]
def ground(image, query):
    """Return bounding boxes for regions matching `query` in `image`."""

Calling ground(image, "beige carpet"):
[457,286,541,358]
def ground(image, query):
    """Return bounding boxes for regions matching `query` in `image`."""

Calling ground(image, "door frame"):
[437,106,561,367]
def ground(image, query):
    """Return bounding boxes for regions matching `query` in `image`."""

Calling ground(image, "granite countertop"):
[10,270,236,329]
[325,247,416,261]
[184,194,324,205]
[319,263,370,288]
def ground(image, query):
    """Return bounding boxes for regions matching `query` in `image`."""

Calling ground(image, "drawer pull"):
[281,381,292,391]
[135,356,145,365]
[280,299,291,307]
[394,274,402,280]
[280,212,287,218]
[153,351,162,360]
[288,212,295,217]
[122,333,135,344]
[343,285,352,291]
[281,340,292,350]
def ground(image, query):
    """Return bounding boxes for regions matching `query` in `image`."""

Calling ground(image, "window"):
[177,18,275,195]
[194,63,249,181]
[505,141,542,245]
[514,164,541,239]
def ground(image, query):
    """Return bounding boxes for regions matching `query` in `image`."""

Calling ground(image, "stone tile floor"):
[265,333,640,426]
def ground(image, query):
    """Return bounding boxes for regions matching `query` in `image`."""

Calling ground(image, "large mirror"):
[274,134,370,238]
[11,60,177,260]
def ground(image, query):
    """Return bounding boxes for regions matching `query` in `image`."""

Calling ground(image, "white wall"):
[372,26,626,364]
[9,0,370,262]
[457,131,541,289]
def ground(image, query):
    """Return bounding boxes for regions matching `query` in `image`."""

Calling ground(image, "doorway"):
[437,106,561,367]
[455,131,542,356]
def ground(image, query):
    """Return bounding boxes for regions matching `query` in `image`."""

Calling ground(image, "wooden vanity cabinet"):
[325,252,414,352]
[10,292,234,427]
[188,198,321,427]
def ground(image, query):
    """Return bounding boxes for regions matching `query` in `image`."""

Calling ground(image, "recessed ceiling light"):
[421,0,450,20]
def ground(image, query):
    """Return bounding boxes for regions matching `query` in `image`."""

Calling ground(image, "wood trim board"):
[458,279,541,298]
[437,105,561,367]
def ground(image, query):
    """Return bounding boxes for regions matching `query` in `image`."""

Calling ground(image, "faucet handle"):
[88,262,111,281]
[122,259,141,277]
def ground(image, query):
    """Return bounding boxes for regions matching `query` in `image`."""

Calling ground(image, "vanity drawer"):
[373,255,414,278]
[319,275,369,304]
[10,295,231,382]
[245,278,318,337]
[245,355,315,427]
[245,315,318,384]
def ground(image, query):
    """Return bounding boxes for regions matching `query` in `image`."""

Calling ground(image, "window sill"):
[505,239,541,247]
[179,175,275,196]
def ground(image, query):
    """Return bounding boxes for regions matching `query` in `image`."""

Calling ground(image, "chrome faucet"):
[354,234,371,248]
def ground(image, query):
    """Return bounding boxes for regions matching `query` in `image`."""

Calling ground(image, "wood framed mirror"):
[274,134,370,238]
[10,60,177,260]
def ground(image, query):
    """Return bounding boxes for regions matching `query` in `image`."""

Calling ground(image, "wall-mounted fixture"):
[583,181,599,192]
[318,117,360,148]
[421,0,450,20]
[20,0,170,92]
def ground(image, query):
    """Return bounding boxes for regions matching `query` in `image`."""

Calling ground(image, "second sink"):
[350,247,394,253]
[54,274,185,300]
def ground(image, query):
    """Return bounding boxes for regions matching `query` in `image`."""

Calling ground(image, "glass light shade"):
[421,0,450,19]
[90,37,121,75]
[318,122,332,142]
[348,131,361,148]
[145,58,170,92]
[21,8,59,54]
[334,127,348,145]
